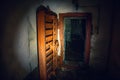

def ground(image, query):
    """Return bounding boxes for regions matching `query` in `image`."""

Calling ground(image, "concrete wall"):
[90,0,113,71]
[1,0,41,80]
[108,1,120,79]
[1,0,115,80]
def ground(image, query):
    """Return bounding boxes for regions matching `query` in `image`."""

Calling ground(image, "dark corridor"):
[1,0,120,80]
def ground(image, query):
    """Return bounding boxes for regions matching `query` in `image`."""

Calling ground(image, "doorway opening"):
[59,13,91,66]
[64,17,86,64]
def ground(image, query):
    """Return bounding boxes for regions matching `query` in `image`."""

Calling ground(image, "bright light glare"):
[57,29,61,56]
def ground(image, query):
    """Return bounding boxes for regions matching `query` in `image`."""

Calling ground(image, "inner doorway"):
[59,13,91,66]
[64,17,86,63]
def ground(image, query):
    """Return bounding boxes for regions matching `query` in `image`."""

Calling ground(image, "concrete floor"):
[25,64,113,80]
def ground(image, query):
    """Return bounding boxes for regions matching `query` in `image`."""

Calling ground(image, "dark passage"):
[64,18,86,62]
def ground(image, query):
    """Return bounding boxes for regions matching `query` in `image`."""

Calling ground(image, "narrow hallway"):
[1,0,120,80]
